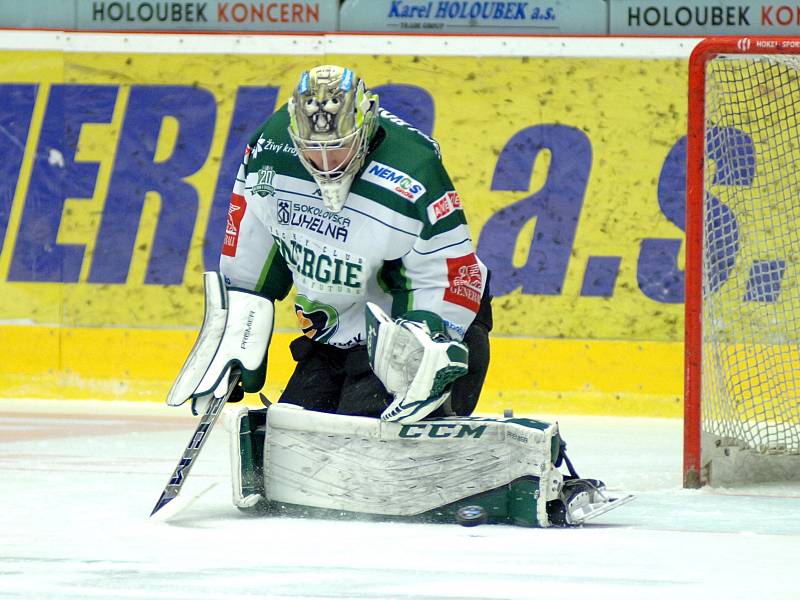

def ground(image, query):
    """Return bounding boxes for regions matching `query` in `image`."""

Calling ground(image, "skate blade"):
[572,493,635,525]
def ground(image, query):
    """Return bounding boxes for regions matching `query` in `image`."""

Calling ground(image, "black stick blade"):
[150,491,174,517]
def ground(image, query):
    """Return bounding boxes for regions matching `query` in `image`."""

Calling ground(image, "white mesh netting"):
[702,54,800,458]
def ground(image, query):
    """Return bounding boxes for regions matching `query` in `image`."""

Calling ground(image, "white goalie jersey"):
[219,105,488,347]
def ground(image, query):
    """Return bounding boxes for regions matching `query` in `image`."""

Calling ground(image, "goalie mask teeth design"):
[287,65,379,212]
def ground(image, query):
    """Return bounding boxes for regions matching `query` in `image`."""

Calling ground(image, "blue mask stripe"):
[340,69,353,91]
[299,72,310,93]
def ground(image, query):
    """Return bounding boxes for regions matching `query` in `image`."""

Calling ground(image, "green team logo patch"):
[295,295,339,343]
[253,165,276,197]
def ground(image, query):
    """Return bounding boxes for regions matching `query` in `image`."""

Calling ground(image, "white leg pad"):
[261,404,563,518]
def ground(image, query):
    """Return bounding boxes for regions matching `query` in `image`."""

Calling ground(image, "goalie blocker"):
[166,271,274,414]
[226,404,632,527]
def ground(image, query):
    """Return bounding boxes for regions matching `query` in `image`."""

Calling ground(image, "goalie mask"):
[288,65,379,212]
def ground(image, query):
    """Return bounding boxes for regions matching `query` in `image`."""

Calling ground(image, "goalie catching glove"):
[167,271,274,414]
[366,302,468,424]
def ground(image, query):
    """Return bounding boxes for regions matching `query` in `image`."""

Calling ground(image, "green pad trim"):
[253,476,547,527]
[237,410,267,502]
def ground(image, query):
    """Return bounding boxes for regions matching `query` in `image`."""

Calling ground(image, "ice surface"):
[1,399,799,600]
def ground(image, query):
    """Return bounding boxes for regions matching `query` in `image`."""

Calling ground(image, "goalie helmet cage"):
[684,37,800,488]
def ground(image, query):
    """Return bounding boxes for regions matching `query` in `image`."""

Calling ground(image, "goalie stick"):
[150,368,241,518]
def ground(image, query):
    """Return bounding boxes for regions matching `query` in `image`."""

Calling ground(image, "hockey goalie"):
[162,64,631,527]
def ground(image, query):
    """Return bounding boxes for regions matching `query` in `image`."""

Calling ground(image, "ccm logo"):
[398,423,487,439]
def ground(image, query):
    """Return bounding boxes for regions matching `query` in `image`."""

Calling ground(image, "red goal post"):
[685,37,800,488]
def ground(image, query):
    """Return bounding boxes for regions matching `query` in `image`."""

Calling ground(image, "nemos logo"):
[361,161,426,201]
[398,423,487,439]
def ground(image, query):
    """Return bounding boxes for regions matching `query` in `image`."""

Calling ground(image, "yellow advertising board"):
[0,48,688,414]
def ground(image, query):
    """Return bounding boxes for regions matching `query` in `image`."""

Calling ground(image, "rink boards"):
[0,33,697,415]
[0,325,683,416]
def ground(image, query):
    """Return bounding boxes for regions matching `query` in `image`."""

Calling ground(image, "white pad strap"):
[167,271,274,406]
[366,302,468,423]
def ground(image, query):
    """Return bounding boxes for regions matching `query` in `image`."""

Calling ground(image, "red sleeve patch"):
[427,191,462,224]
[444,253,483,313]
[222,193,247,257]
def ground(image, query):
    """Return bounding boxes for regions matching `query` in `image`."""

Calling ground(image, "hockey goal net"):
[685,37,800,488]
